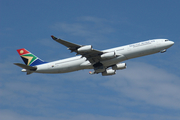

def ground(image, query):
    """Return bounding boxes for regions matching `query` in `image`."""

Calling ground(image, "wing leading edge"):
[51,35,104,63]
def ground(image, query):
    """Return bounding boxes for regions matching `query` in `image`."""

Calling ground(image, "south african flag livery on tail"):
[17,48,47,66]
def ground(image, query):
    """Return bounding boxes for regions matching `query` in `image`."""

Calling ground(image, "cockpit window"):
[165,39,169,42]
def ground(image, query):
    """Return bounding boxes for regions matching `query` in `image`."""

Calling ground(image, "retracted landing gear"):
[89,62,105,75]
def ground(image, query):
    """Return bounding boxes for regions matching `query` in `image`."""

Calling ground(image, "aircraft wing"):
[51,36,104,63]
[51,35,81,49]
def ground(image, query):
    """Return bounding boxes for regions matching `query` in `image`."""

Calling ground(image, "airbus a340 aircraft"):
[14,36,174,76]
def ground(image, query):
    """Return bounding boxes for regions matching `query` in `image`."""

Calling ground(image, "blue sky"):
[1,0,180,120]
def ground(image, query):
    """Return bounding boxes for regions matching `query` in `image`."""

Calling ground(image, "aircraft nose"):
[170,41,174,46]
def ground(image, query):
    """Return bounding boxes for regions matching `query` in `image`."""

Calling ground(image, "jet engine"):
[101,52,116,59]
[102,69,116,76]
[77,45,92,53]
[112,63,126,70]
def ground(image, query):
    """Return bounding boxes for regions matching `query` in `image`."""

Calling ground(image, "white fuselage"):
[33,39,174,74]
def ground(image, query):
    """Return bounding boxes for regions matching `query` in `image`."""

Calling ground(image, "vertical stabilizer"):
[17,48,47,66]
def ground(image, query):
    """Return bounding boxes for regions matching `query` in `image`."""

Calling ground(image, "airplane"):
[14,36,174,76]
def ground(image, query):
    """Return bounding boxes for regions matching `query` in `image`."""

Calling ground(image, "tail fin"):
[16,48,47,66]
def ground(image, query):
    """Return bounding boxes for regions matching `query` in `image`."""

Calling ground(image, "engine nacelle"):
[77,45,92,53]
[102,69,116,76]
[101,52,116,59]
[112,63,126,70]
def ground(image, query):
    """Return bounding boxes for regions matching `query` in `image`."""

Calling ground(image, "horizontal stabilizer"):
[14,63,37,71]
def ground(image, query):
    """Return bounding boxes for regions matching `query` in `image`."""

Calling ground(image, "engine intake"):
[112,63,126,70]
[102,69,116,76]
[77,45,92,53]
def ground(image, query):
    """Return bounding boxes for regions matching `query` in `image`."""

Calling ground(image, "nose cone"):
[170,41,174,46]
[168,41,174,47]
[167,41,174,48]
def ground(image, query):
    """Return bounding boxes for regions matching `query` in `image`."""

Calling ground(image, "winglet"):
[51,35,58,40]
